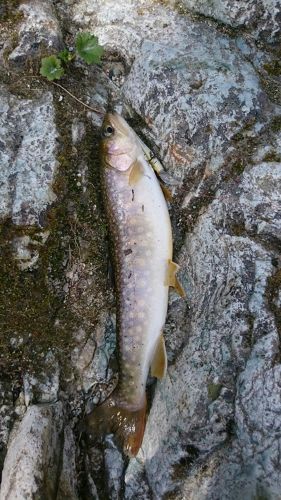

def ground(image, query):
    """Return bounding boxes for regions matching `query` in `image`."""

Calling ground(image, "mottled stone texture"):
[0,404,63,500]
[9,0,63,64]
[181,0,281,45]
[0,0,281,498]
[0,87,58,225]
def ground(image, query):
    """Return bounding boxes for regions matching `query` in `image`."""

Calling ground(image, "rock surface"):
[0,87,58,226]
[9,0,62,64]
[181,0,281,45]
[0,0,281,499]
[0,403,63,500]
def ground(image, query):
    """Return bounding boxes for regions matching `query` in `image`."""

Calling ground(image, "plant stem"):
[51,81,104,115]
[7,71,105,115]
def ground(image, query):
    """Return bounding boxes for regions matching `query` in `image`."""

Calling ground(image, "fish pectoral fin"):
[159,181,173,202]
[150,334,167,379]
[129,159,144,186]
[165,259,186,297]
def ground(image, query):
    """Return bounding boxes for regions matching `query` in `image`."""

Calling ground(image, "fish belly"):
[105,158,172,409]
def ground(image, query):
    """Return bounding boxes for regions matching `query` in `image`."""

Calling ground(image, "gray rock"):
[0,87,58,226]
[238,162,281,242]
[71,0,186,63]
[104,436,124,499]
[123,23,272,185]
[181,0,281,45]
[9,0,62,64]
[0,403,63,500]
[71,316,116,395]
[23,351,60,405]
[57,425,79,500]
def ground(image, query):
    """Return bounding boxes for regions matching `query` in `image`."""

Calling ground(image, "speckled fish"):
[84,113,184,456]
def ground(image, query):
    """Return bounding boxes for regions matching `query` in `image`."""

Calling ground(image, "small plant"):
[76,33,104,64]
[40,54,65,81]
[40,32,104,81]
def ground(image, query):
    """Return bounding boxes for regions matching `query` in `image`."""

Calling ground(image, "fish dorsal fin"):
[165,259,186,297]
[129,159,144,186]
[150,334,167,379]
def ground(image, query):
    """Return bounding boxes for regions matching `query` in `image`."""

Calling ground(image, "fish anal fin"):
[151,334,167,379]
[165,259,186,297]
[129,159,144,186]
[165,259,179,287]
[160,181,173,202]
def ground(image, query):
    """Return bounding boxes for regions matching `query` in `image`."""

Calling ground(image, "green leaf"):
[75,32,104,65]
[58,49,75,63]
[40,55,65,81]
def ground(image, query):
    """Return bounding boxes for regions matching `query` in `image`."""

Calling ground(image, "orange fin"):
[151,334,167,379]
[129,159,143,186]
[83,391,146,457]
[160,181,173,202]
[165,259,186,297]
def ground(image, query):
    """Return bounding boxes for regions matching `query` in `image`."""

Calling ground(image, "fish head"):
[100,113,140,172]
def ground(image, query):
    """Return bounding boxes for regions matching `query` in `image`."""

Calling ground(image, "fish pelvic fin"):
[165,259,186,298]
[83,391,147,457]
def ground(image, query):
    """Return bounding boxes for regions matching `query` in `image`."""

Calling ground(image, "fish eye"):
[102,125,114,137]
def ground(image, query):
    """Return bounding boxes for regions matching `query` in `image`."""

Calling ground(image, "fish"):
[84,113,184,457]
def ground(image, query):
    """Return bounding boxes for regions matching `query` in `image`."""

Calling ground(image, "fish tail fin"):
[83,391,147,457]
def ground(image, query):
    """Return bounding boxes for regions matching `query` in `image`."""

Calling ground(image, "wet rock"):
[0,87,58,226]
[0,403,63,499]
